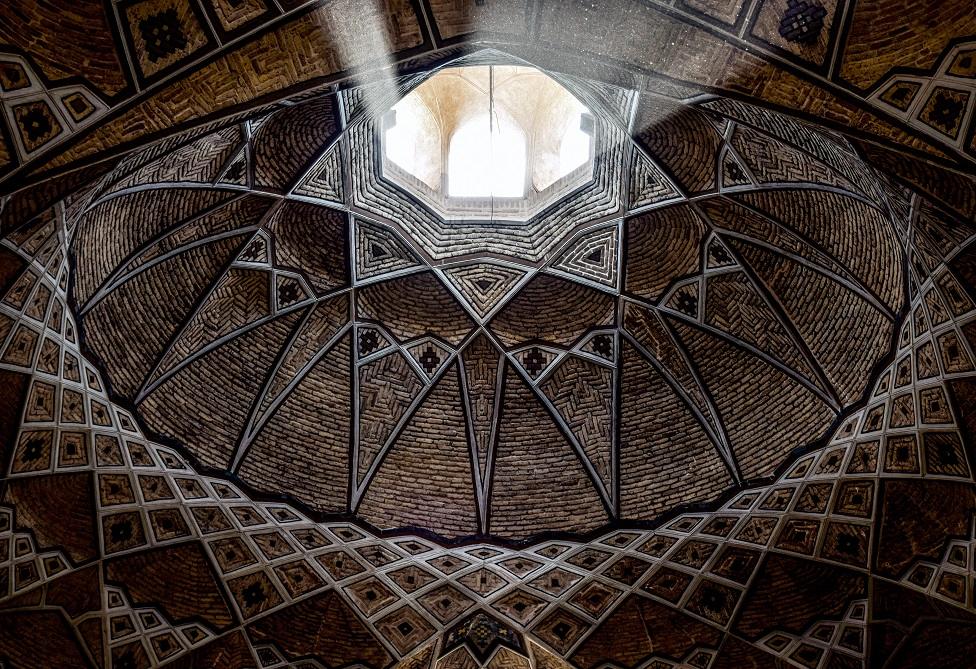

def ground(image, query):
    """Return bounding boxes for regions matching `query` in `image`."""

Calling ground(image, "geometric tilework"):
[51,77,923,546]
[442,263,527,320]
[629,148,680,208]
[2,0,975,202]
[355,218,425,282]
[2,224,974,664]
[550,225,619,290]
[294,142,344,205]
[118,0,214,84]
[870,40,976,153]
[0,53,108,163]
[2,7,976,664]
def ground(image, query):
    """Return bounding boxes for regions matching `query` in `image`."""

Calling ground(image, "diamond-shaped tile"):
[418,584,475,624]
[355,544,402,568]
[491,588,549,625]
[636,534,678,558]
[643,566,694,603]
[345,576,399,616]
[427,555,472,575]
[498,555,544,578]
[315,549,366,581]
[457,567,510,597]
[528,568,583,597]
[603,555,651,585]
[565,548,613,571]
[386,565,439,594]
[599,531,641,549]
[395,538,434,555]
[375,606,436,655]
[569,581,623,617]
[532,608,589,655]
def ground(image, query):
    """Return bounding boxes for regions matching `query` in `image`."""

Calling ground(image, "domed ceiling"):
[68,52,906,543]
[1,1,976,668]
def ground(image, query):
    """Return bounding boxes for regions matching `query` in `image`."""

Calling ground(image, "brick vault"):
[0,1,976,667]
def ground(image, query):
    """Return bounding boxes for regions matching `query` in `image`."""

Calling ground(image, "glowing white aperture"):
[447,114,527,197]
[381,65,595,220]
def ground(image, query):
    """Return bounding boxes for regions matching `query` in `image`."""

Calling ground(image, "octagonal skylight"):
[382,65,595,222]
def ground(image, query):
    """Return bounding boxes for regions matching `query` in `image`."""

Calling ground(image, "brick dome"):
[1,1,976,667]
[68,52,904,542]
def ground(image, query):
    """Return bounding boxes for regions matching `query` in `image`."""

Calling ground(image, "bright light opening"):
[384,110,420,178]
[559,111,592,177]
[448,115,526,197]
[379,64,596,221]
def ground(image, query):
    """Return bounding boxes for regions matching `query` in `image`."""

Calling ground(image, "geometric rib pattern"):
[1,202,975,668]
[549,225,619,290]
[345,51,626,266]
[3,2,976,667]
[6,0,976,198]
[441,263,527,319]
[869,40,976,153]
[62,58,914,543]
